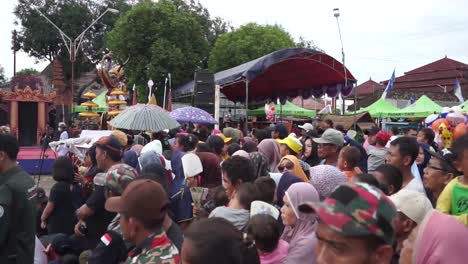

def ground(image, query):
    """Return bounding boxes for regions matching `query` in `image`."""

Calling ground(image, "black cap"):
[51,234,74,256]
[424,148,460,175]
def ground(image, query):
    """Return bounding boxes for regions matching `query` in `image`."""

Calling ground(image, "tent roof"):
[325,112,375,130]
[389,95,442,118]
[174,48,356,101]
[354,98,399,118]
[248,101,316,117]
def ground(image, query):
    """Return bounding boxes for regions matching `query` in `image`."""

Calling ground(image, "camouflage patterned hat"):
[298,183,397,244]
[105,163,138,195]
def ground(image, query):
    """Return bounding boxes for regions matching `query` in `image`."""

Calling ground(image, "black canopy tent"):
[174,48,357,112]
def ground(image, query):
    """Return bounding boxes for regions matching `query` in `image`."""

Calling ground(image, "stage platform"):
[17,147,56,175]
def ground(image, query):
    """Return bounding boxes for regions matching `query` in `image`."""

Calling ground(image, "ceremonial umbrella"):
[169,106,218,124]
[109,104,180,131]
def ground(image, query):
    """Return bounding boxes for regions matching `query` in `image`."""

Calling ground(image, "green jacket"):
[0,166,36,264]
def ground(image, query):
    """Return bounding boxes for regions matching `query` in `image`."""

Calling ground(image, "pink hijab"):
[413,210,468,264]
[258,139,281,173]
[281,182,319,264]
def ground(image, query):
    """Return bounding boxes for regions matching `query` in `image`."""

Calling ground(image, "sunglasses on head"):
[278,162,294,172]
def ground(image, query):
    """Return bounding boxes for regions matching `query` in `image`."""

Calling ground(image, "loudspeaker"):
[193,71,215,115]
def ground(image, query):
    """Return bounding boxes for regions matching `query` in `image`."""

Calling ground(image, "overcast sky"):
[1,0,468,84]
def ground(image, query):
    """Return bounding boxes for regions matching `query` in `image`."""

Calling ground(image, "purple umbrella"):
[170,106,218,125]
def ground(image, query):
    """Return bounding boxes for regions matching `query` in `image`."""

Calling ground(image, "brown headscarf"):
[196,152,222,188]
[279,155,308,182]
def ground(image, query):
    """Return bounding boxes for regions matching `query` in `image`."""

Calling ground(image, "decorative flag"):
[100,233,112,246]
[92,91,108,109]
[132,84,137,105]
[454,79,464,103]
[149,94,157,105]
[381,69,396,99]
[409,95,416,105]
[147,79,154,103]
[167,85,173,112]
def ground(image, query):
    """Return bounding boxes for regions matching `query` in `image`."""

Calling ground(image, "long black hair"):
[301,135,320,167]
[52,156,74,184]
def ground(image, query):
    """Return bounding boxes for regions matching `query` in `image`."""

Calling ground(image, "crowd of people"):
[0,119,467,264]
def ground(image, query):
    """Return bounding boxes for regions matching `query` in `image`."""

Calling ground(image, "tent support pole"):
[245,80,249,118]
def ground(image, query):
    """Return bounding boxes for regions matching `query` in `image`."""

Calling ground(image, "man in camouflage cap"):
[106,179,179,263]
[299,183,397,264]
[104,163,138,234]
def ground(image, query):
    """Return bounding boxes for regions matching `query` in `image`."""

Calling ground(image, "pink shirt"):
[259,239,289,264]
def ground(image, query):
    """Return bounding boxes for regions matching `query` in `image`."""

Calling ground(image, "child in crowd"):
[368,130,391,171]
[254,176,277,204]
[350,173,381,190]
[209,183,258,231]
[247,214,289,264]
[337,146,362,180]
[371,164,403,195]
[437,134,468,226]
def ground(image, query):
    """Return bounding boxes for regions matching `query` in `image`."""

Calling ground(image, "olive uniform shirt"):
[0,166,36,264]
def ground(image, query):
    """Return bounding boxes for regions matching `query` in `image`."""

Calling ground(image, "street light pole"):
[33,7,119,117]
[333,8,347,115]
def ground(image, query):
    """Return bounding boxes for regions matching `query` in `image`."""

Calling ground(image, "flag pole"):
[163,77,168,110]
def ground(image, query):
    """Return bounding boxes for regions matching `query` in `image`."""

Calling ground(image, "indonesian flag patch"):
[101,233,112,246]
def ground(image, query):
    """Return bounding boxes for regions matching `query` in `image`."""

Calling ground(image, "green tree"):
[0,65,5,83]
[208,23,296,72]
[107,0,227,103]
[14,0,132,82]
[296,36,323,52]
[16,68,39,76]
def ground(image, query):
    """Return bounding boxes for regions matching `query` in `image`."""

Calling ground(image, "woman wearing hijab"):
[232,149,251,159]
[249,152,270,180]
[280,182,319,264]
[123,150,138,169]
[309,165,346,200]
[258,139,281,173]
[196,152,222,188]
[278,156,308,182]
[400,210,468,264]
[170,148,193,224]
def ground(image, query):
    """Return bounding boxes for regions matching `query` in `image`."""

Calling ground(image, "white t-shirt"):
[402,178,426,194]
[57,130,69,156]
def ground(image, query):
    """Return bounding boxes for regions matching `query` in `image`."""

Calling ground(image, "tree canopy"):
[14,0,133,81]
[0,65,5,83]
[106,0,228,103]
[208,23,296,72]
[16,68,39,76]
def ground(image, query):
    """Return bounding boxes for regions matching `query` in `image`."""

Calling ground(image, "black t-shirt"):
[85,186,116,248]
[48,182,77,235]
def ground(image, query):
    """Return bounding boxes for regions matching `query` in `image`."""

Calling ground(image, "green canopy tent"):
[388,95,442,118]
[350,98,399,118]
[248,101,316,118]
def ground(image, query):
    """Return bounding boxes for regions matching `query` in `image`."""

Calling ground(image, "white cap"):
[298,123,314,131]
[250,200,280,220]
[390,190,432,224]
[141,140,162,155]
[182,153,203,178]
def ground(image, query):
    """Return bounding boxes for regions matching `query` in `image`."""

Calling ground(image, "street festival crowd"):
[0,119,467,264]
